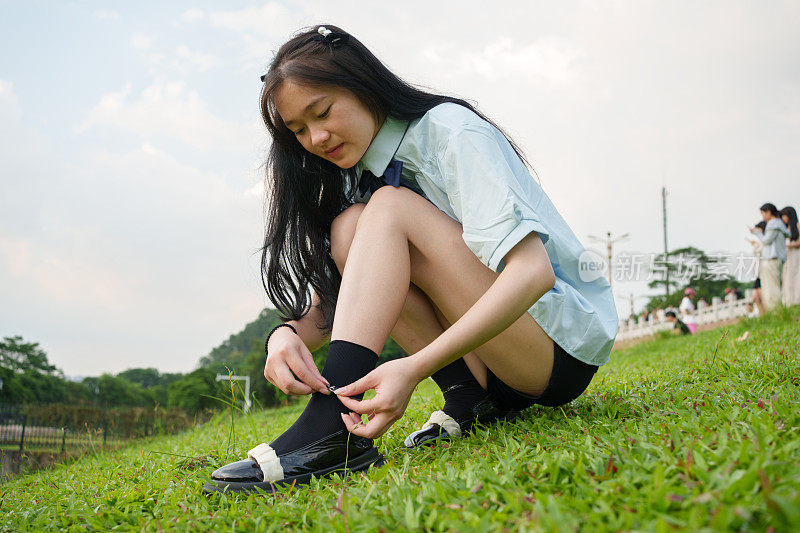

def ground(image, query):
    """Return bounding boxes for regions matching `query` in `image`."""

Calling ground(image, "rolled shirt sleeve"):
[436,124,549,273]
[758,227,779,246]
[364,104,619,366]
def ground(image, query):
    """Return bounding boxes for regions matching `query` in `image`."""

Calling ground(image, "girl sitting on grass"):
[205,25,618,494]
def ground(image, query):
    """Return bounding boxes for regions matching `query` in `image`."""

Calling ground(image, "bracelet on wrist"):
[264,323,298,358]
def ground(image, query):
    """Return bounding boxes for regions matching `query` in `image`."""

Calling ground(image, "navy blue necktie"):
[357,159,403,197]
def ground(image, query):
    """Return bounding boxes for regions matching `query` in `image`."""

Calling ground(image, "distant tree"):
[117,368,161,388]
[646,246,749,310]
[0,335,60,376]
[159,372,184,387]
[71,374,154,407]
[63,379,94,404]
[167,368,225,412]
[114,368,185,407]
[0,335,72,403]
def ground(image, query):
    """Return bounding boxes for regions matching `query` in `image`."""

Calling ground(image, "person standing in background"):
[724,288,736,303]
[748,220,767,315]
[751,203,790,311]
[780,206,800,306]
[679,288,698,334]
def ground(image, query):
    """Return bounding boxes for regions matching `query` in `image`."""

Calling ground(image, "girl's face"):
[782,214,790,225]
[275,81,381,169]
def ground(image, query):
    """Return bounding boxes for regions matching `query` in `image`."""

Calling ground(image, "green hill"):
[198,308,279,373]
[4,307,799,531]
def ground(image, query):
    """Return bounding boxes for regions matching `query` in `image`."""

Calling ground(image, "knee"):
[361,186,411,223]
[330,203,366,272]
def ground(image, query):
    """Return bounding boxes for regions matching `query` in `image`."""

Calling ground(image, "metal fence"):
[0,403,126,453]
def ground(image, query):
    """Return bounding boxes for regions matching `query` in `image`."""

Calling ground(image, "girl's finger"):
[347,413,392,439]
[337,395,380,414]
[302,353,330,388]
[274,365,313,395]
[334,374,373,397]
[340,412,363,431]
[287,356,328,394]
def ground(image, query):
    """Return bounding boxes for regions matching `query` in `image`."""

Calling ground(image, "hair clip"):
[258,27,348,82]
[315,26,349,49]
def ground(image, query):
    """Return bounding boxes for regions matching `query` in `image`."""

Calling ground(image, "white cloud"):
[0,127,267,374]
[246,179,265,198]
[77,81,256,152]
[420,37,584,88]
[93,10,120,20]
[146,51,165,67]
[175,45,221,72]
[463,37,585,86]
[208,2,296,35]
[198,3,302,73]
[140,141,163,156]
[0,229,138,309]
[0,79,21,120]
[180,9,204,23]
[0,232,31,278]
[130,33,153,50]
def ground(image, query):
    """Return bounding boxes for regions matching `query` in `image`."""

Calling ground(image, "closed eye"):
[291,104,330,136]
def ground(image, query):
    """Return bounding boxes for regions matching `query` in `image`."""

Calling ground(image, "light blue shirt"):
[757,218,790,262]
[352,103,618,366]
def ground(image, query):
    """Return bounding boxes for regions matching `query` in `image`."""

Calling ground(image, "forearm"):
[758,229,777,245]
[407,236,554,380]
[285,291,331,352]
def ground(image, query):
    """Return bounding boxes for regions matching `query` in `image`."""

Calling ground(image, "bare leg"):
[329,186,553,396]
[331,203,487,387]
[753,288,765,316]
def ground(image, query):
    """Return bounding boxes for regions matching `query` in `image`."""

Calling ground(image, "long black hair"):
[760,202,779,217]
[259,24,528,334]
[780,206,799,241]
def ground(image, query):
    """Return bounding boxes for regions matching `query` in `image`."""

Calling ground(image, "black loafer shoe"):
[203,429,385,495]
[403,393,518,448]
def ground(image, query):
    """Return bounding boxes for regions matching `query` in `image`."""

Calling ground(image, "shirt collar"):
[359,116,409,177]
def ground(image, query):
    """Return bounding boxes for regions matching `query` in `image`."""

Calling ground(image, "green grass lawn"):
[2,307,799,532]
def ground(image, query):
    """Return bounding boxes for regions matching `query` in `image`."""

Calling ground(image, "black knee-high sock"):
[430,358,488,420]
[269,340,378,455]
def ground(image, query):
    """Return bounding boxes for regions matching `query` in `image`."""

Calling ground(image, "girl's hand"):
[264,327,330,396]
[335,358,422,439]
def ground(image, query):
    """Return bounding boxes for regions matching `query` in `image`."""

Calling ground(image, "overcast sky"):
[1,1,797,376]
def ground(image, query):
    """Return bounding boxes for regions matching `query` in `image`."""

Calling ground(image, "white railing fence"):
[616,292,755,342]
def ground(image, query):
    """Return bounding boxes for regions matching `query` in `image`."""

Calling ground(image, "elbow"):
[542,266,556,294]
[530,262,555,301]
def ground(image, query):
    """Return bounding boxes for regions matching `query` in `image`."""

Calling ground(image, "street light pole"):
[587,231,631,287]
[662,186,669,298]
